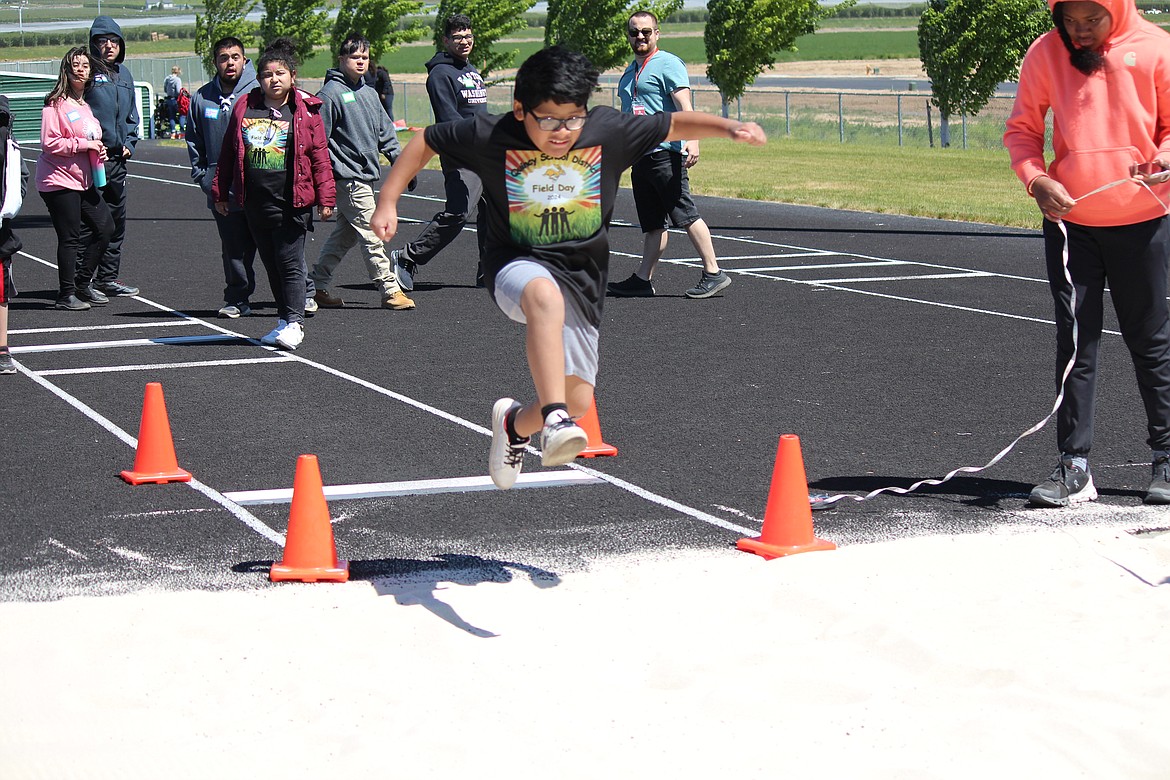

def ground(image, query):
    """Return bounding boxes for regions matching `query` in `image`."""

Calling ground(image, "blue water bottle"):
[90,149,106,188]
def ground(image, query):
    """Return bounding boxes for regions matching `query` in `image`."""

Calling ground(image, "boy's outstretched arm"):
[665,112,767,147]
[372,132,438,242]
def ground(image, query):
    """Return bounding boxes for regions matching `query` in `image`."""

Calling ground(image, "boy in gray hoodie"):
[187,36,260,318]
[309,33,414,311]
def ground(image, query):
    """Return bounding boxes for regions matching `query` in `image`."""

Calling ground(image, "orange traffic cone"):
[737,434,836,560]
[120,382,192,485]
[576,398,618,458]
[270,455,349,583]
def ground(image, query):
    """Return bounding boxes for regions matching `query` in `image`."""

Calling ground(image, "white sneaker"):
[489,398,527,489]
[541,410,587,467]
[260,319,287,346]
[217,302,252,318]
[304,296,318,314]
[275,321,304,350]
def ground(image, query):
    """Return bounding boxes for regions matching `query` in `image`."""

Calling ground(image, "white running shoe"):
[275,321,304,350]
[540,410,588,467]
[260,319,287,346]
[489,398,527,489]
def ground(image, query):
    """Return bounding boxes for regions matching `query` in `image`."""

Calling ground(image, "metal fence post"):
[838,92,844,143]
[962,112,968,150]
[897,94,903,147]
[785,92,790,136]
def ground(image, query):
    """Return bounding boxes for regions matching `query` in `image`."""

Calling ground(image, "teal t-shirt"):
[617,49,689,153]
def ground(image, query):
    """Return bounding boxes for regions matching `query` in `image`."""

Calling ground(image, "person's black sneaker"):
[54,294,91,311]
[391,249,417,292]
[607,272,654,298]
[96,280,139,297]
[0,352,15,375]
[75,285,109,305]
[685,270,732,299]
[1145,456,1170,504]
[1028,459,1098,507]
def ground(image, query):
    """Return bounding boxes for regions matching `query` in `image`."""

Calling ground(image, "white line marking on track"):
[225,471,604,505]
[47,539,87,559]
[806,271,993,284]
[13,334,253,354]
[37,355,298,376]
[10,319,195,335]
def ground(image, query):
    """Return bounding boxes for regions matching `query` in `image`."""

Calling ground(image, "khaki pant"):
[310,179,400,295]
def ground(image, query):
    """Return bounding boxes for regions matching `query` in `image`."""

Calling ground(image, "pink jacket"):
[212,87,335,210]
[1004,0,1170,226]
[36,100,101,192]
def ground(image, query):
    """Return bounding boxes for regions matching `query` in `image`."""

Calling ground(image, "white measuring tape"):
[811,175,1170,508]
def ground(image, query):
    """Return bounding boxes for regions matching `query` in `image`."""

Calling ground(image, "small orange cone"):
[737,434,836,560]
[576,398,618,458]
[270,455,349,583]
[120,382,192,485]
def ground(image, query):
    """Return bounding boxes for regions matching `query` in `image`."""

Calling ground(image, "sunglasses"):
[628,27,656,37]
[527,113,588,132]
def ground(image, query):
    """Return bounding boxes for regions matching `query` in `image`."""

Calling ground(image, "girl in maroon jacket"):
[213,37,334,351]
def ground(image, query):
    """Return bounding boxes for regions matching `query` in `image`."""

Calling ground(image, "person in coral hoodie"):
[1005,0,1170,507]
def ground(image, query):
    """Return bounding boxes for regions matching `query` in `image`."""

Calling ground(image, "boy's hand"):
[371,204,399,242]
[318,205,333,221]
[214,202,228,216]
[731,122,767,146]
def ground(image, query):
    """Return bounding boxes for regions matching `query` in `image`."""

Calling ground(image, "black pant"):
[1044,217,1170,453]
[403,162,483,266]
[214,207,257,305]
[251,220,306,324]
[40,186,114,300]
[77,157,127,286]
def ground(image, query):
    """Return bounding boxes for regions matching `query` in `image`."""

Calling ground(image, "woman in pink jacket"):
[36,46,114,311]
[212,37,335,351]
[1005,0,1170,507]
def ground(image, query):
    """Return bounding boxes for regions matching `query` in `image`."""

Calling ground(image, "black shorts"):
[631,149,702,233]
[0,254,12,304]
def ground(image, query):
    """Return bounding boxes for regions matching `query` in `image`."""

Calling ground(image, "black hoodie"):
[0,96,27,258]
[424,50,487,124]
[86,16,139,157]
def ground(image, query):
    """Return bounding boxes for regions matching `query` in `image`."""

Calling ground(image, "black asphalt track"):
[3,141,1167,602]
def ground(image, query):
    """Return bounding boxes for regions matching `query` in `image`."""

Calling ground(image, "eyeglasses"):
[628,27,656,37]
[527,113,588,132]
[95,35,120,45]
[450,33,474,42]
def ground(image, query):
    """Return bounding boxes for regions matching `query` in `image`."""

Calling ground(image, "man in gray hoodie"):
[187,37,259,318]
[80,15,140,299]
[309,33,414,311]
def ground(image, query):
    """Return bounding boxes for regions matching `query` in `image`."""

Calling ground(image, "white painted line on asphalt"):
[805,271,994,284]
[12,334,252,354]
[225,471,605,505]
[10,319,195,335]
[743,260,909,272]
[37,355,298,376]
[13,361,285,547]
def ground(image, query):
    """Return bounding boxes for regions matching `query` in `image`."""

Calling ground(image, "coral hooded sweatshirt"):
[1004,0,1170,226]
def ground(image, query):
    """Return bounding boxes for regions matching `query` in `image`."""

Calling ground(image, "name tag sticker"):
[342,92,356,104]
[204,106,219,119]
[66,110,81,122]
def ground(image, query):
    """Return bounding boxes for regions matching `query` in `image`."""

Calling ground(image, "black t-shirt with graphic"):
[240,102,309,229]
[424,106,670,326]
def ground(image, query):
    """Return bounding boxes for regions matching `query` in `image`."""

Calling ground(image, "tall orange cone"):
[270,455,349,583]
[576,398,618,458]
[737,434,836,560]
[120,382,192,485]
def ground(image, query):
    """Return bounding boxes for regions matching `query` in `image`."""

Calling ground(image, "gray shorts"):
[493,259,600,386]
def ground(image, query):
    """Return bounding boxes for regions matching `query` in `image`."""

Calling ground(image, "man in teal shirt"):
[608,10,732,299]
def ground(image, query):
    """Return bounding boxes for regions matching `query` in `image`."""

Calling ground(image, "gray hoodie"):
[186,58,259,206]
[316,67,401,183]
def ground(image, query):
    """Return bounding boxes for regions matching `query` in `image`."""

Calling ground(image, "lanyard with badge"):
[630,50,656,116]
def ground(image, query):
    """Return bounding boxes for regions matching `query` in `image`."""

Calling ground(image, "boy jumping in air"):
[371,45,765,488]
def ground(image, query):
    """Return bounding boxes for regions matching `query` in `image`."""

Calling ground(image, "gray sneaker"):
[0,352,15,375]
[685,270,732,299]
[1145,456,1170,504]
[217,302,252,319]
[540,410,588,467]
[1028,459,1098,507]
[490,398,527,489]
[391,249,417,292]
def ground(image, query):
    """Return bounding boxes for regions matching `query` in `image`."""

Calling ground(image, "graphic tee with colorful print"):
[424,106,670,326]
[241,104,291,227]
